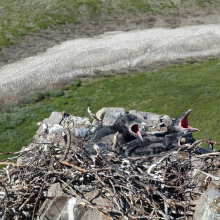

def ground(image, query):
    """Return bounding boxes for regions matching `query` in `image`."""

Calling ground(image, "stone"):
[38,183,114,220]
[96,107,125,126]
[129,110,172,134]
[193,188,220,220]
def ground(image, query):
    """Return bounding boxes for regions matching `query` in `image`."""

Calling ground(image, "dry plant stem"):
[0,147,34,155]
[32,186,43,220]
[93,144,151,190]
[18,193,36,212]
[60,160,87,172]
[196,152,220,158]
[87,107,102,124]
[61,127,71,161]
[147,156,167,182]
[0,162,26,166]
[193,168,219,181]
[112,131,119,151]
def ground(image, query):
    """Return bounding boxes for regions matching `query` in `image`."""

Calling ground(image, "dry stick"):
[0,182,9,201]
[18,193,36,212]
[87,107,102,124]
[127,213,161,219]
[178,140,203,151]
[0,156,19,163]
[202,140,219,145]
[196,152,220,158]
[164,191,170,220]
[94,172,105,186]
[60,180,120,216]
[59,179,78,196]
[60,160,87,173]
[147,156,167,182]
[0,162,26,166]
[193,168,219,182]
[93,144,167,208]
[112,131,119,151]
[32,186,43,220]
[108,179,122,211]
[94,144,158,208]
[0,143,49,156]
[0,148,31,155]
[61,126,71,161]
[93,144,151,190]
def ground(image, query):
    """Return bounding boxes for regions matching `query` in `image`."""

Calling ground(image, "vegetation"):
[0,0,219,50]
[0,58,220,153]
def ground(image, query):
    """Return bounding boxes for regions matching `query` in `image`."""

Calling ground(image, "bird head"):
[116,114,146,141]
[172,109,199,133]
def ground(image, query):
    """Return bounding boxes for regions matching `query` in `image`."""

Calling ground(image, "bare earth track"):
[1,12,220,67]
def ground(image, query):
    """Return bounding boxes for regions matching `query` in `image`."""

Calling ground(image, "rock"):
[193,188,220,220]
[129,110,172,134]
[33,111,93,144]
[38,183,114,220]
[34,112,65,143]
[95,107,125,126]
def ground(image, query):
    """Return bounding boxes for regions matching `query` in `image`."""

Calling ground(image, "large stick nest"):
[0,110,219,220]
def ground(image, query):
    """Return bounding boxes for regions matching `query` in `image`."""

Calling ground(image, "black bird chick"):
[123,135,166,157]
[84,113,146,155]
[123,129,197,157]
[114,113,146,142]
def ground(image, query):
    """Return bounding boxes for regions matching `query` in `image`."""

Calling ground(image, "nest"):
[0,111,219,220]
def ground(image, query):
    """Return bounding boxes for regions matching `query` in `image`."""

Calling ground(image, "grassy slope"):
[0,58,220,153]
[0,0,218,50]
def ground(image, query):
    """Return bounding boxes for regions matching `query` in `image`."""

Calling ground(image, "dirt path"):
[0,10,220,67]
[1,23,220,101]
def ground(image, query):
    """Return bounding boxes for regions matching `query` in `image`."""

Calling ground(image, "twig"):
[0,162,26,166]
[61,126,71,161]
[196,152,220,158]
[112,131,119,151]
[18,193,37,212]
[87,107,102,124]
[93,144,151,191]
[32,186,43,220]
[192,168,219,183]
[147,156,167,182]
[60,161,87,172]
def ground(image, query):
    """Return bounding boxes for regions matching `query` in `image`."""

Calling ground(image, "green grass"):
[0,59,220,152]
[0,0,219,50]
[0,0,102,50]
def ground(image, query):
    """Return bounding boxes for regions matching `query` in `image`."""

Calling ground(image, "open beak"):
[173,109,199,133]
[130,121,146,141]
